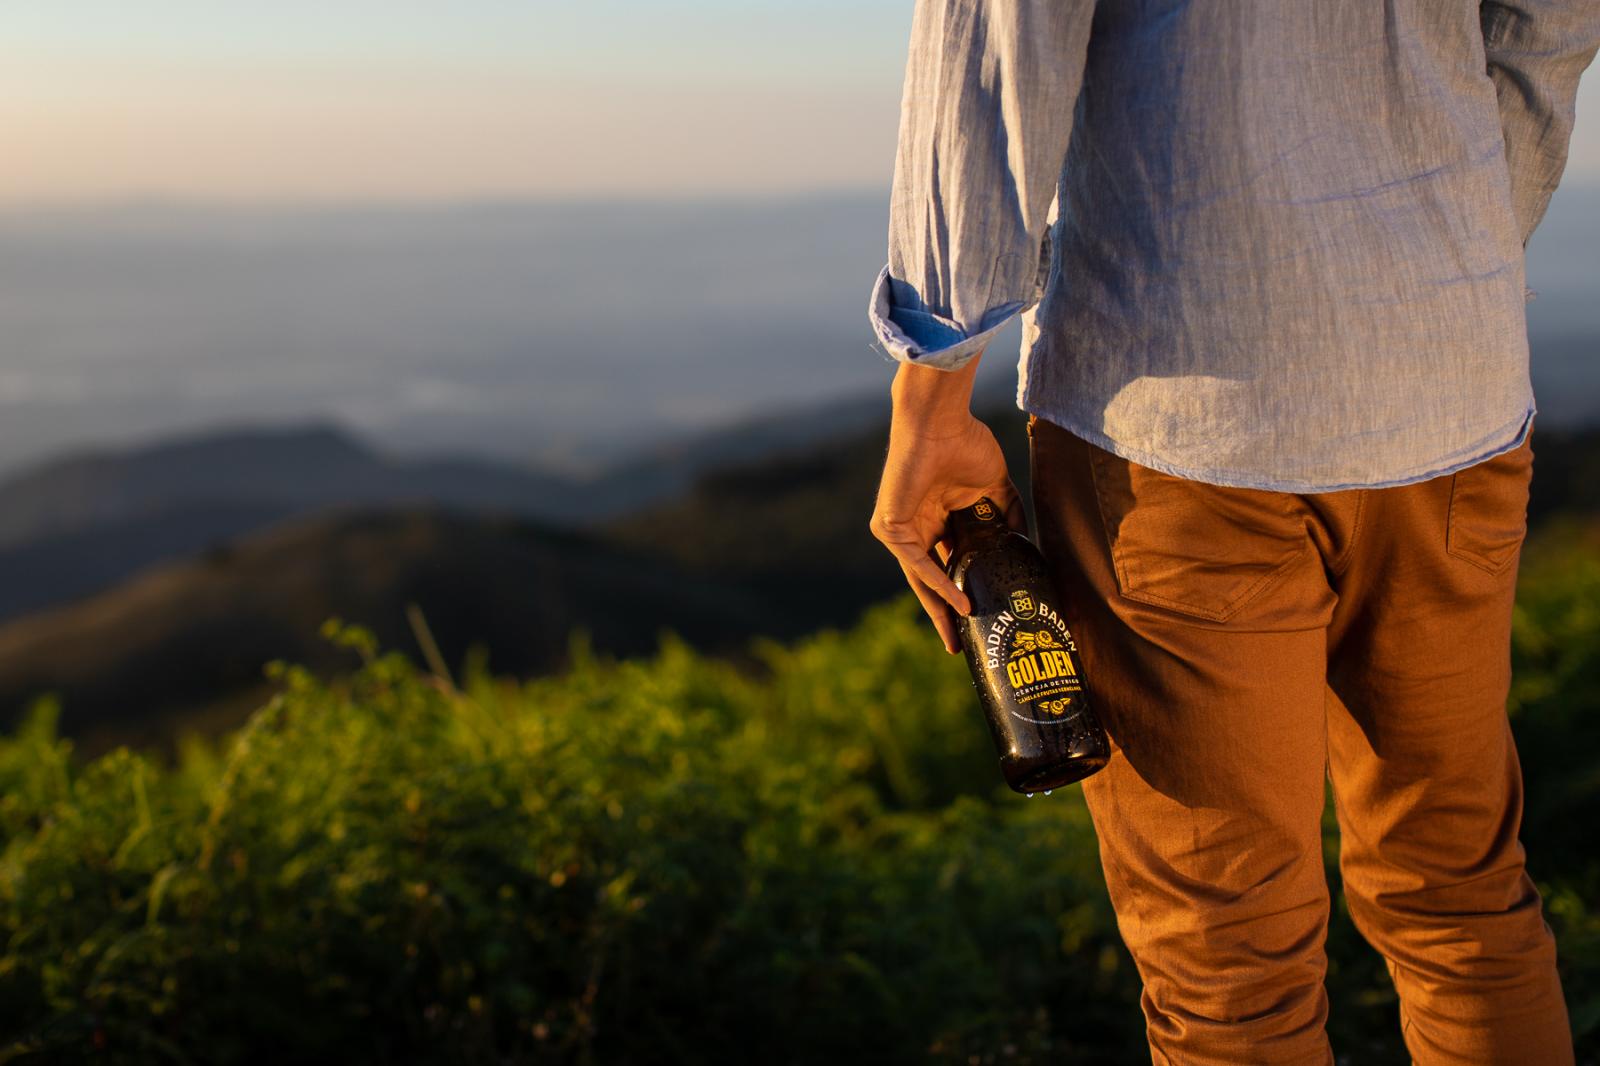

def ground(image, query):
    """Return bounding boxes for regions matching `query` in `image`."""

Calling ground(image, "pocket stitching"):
[1125,549,1302,622]
[1087,445,1302,623]
[1445,469,1522,576]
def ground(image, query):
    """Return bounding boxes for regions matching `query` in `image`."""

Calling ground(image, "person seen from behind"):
[867,1,1600,1062]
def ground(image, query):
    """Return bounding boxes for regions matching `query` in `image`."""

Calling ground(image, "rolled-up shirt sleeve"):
[868,0,1098,372]
[1481,0,1600,254]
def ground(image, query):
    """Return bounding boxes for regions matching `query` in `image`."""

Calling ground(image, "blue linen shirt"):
[867,0,1600,492]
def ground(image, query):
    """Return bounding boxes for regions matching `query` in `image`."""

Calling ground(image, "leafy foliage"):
[0,530,1596,1064]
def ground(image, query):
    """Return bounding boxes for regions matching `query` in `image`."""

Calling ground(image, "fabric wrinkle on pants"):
[1025,412,1571,1066]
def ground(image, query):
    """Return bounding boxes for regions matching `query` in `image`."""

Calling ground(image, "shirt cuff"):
[866,263,1025,372]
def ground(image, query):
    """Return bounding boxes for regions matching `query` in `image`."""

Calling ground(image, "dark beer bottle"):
[945,497,1110,794]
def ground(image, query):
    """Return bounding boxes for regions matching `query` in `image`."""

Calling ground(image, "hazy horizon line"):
[0,185,900,219]
[4,178,1596,219]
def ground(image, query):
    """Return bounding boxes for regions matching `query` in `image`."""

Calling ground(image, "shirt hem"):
[1018,403,1537,493]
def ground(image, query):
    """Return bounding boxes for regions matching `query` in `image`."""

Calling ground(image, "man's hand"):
[869,358,1027,655]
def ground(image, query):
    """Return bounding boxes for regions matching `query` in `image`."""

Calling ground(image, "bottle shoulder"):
[948,530,1045,587]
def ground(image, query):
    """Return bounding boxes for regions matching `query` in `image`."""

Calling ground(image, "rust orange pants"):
[1026,412,1571,1065]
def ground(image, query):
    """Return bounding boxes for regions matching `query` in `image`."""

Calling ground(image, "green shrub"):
[0,602,1141,1064]
[1,528,1596,1064]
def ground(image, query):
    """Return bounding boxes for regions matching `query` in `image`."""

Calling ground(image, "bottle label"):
[984,588,1086,725]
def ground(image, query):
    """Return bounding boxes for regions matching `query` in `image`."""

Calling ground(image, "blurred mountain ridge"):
[0,395,1594,752]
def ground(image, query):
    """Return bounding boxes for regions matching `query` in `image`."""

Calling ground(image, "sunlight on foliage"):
[0,529,1596,1063]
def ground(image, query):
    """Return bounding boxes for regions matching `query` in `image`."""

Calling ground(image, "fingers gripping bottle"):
[945,497,1110,794]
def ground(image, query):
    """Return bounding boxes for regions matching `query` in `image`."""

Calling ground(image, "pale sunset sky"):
[3,1,1596,206]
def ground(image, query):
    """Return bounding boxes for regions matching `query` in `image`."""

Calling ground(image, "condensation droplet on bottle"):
[1025,792,1034,798]
[1045,790,1053,796]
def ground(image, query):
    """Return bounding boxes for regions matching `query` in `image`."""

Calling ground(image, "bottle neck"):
[947,497,1010,552]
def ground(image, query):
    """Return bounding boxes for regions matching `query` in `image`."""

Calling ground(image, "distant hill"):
[0,424,600,624]
[0,507,781,752]
[0,422,579,547]
[0,502,289,623]
[0,390,927,550]
[601,401,1033,633]
[0,400,1024,748]
[570,389,899,518]
[1,404,1594,750]
[0,389,936,623]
